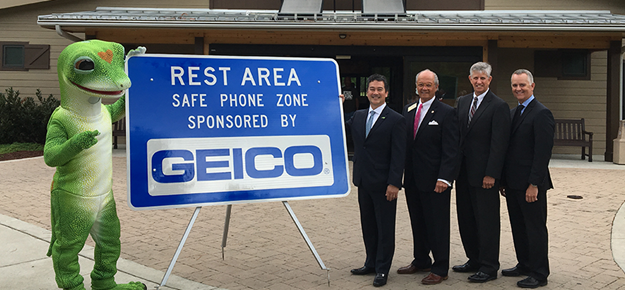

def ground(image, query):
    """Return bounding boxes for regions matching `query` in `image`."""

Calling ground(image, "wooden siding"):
[0,5,74,99]
[0,0,216,100]
[0,0,622,155]
[93,29,617,50]
[208,0,483,11]
[495,48,608,156]
[1,0,621,101]
[486,0,625,14]
[405,0,483,11]
[0,0,52,10]
[498,34,620,50]
[210,0,279,10]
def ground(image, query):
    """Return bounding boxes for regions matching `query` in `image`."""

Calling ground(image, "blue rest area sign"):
[125,54,350,210]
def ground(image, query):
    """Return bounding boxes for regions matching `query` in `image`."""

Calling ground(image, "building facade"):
[1,0,625,159]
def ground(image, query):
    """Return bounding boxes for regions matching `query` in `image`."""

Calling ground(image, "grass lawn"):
[0,143,44,154]
[0,143,45,161]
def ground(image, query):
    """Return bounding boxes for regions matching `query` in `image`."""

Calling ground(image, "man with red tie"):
[397,69,459,285]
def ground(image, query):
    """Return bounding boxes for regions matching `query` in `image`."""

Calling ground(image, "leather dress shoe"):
[421,272,448,285]
[452,262,480,273]
[468,271,497,283]
[373,273,388,287]
[502,266,531,277]
[397,264,431,274]
[517,276,548,288]
[351,266,375,275]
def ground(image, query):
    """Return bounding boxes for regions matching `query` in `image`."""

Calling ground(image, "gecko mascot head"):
[44,40,146,290]
[57,40,130,115]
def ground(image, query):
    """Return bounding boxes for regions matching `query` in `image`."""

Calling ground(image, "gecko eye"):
[74,57,94,73]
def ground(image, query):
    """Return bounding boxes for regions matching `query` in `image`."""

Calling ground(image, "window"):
[534,49,590,80]
[560,50,589,79]
[0,42,50,71]
[3,45,24,68]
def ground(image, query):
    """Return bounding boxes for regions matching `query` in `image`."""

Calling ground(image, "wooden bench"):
[112,118,125,149]
[554,118,593,162]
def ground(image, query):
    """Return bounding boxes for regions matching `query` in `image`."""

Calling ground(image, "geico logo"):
[152,146,323,183]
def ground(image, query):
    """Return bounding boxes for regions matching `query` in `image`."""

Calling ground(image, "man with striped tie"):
[452,62,511,283]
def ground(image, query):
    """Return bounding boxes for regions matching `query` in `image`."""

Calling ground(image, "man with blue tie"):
[397,69,459,285]
[344,74,406,287]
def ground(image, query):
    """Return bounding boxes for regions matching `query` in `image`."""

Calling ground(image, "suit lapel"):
[407,102,417,139]
[458,96,470,129]
[356,109,368,140]
[511,99,534,135]
[467,92,492,132]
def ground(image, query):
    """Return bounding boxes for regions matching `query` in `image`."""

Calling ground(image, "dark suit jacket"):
[456,90,511,187]
[403,99,459,192]
[503,99,555,191]
[347,105,406,190]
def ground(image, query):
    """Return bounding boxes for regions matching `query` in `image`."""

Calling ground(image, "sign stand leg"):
[157,206,202,290]
[282,201,331,286]
[221,204,233,260]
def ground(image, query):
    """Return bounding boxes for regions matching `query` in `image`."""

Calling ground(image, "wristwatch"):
[530,184,538,188]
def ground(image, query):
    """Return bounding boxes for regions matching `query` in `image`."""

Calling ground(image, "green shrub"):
[0,88,60,144]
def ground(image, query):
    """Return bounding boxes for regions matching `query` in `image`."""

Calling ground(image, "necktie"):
[512,104,525,126]
[413,103,423,138]
[366,111,376,137]
[468,96,478,126]
[467,97,477,126]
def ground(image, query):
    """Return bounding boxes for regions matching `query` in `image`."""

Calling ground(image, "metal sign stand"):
[281,201,331,286]
[157,206,202,289]
[221,204,233,261]
[157,202,330,289]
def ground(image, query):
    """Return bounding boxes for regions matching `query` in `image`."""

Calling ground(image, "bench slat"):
[112,118,126,149]
[553,118,592,161]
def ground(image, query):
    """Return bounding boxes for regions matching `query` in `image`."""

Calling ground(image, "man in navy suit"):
[500,69,554,288]
[396,69,459,285]
[345,74,406,287]
[453,62,510,283]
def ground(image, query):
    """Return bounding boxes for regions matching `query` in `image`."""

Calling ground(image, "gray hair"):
[469,62,492,77]
[512,69,534,84]
[415,69,440,86]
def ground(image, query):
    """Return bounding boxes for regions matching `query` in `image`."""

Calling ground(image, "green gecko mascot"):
[44,40,146,290]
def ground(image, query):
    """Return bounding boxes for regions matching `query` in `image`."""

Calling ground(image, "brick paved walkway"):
[1,156,625,289]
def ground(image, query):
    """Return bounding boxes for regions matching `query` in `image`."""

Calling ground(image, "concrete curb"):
[612,200,625,273]
[0,213,224,290]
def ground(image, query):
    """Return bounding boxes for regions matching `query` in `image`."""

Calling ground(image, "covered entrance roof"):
[36,7,625,162]
[38,7,625,34]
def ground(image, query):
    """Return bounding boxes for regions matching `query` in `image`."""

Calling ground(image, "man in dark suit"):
[345,74,406,287]
[396,69,459,285]
[500,69,554,288]
[453,62,510,283]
